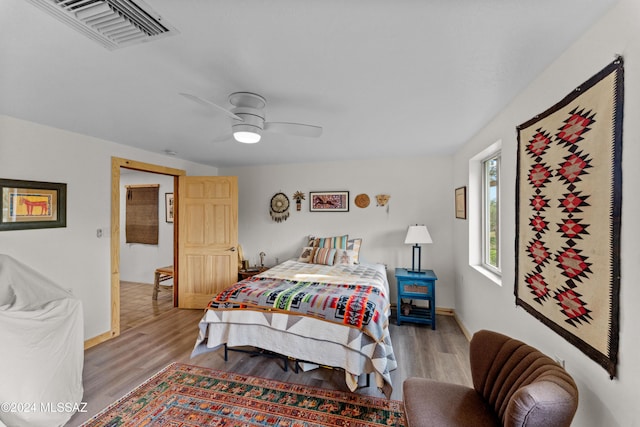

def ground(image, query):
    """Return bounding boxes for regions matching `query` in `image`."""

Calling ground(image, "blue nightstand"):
[395,268,437,329]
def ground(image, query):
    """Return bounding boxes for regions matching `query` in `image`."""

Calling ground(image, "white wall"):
[452,0,640,425]
[0,115,217,340]
[221,156,456,307]
[119,171,174,285]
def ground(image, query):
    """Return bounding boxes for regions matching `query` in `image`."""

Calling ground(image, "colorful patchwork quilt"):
[209,273,389,342]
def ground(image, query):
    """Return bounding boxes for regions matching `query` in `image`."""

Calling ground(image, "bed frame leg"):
[354,373,370,390]
[224,344,228,361]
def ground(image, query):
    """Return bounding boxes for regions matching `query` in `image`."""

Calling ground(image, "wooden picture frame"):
[455,186,466,219]
[165,193,174,223]
[309,191,349,212]
[0,178,67,231]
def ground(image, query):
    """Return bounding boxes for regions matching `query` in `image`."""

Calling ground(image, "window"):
[482,154,500,273]
[468,140,501,284]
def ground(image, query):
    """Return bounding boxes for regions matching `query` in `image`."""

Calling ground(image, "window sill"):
[471,265,502,286]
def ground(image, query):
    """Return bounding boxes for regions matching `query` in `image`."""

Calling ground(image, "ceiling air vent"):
[26,0,178,50]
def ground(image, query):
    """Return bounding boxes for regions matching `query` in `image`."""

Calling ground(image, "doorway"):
[108,157,185,342]
[119,170,173,332]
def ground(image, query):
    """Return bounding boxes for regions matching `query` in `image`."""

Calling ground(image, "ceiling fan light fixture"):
[232,107,264,143]
[233,128,261,144]
[182,91,322,144]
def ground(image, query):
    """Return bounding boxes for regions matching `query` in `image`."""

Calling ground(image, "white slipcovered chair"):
[0,254,84,427]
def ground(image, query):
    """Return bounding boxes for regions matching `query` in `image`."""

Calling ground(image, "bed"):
[192,240,397,398]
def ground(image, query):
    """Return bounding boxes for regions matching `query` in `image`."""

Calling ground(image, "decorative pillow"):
[298,246,316,263]
[313,247,337,266]
[335,249,357,266]
[347,238,362,263]
[317,235,349,249]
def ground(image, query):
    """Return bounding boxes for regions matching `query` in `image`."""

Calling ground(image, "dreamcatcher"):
[270,192,290,222]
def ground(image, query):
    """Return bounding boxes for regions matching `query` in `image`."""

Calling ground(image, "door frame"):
[104,157,185,345]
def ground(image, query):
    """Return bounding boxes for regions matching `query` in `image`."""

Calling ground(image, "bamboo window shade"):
[125,184,159,245]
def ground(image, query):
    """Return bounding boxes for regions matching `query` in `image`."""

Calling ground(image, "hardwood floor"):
[66,281,471,426]
[119,280,175,332]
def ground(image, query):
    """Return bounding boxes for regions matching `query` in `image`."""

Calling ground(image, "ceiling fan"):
[180,92,323,144]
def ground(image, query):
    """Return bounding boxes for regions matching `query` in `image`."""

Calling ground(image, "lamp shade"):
[404,225,433,245]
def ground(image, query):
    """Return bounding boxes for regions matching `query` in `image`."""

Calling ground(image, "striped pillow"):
[317,235,348,249]
[313,247,337,265]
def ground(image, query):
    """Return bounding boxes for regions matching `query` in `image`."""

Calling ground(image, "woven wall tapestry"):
[515,58,623,378]
[126,184,159,245]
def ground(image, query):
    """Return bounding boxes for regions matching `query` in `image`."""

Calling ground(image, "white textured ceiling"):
[0,0,619,167]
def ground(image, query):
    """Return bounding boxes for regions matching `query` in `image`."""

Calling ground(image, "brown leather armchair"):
[403,330,578,427]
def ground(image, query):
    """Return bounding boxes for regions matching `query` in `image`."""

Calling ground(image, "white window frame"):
[481,153,501,275]
[468,140,502,285]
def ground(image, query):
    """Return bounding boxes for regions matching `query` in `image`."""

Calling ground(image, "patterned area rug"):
[81,363,406,426]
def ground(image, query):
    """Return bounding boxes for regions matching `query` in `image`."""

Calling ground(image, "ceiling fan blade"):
[211,133,232,144]
[180,92,243,121]
[264,122,323,138]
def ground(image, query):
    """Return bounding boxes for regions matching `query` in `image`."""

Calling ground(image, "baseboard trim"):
[453,312,472,341]
[84,330,115,350]
[435,307,454,316]
[392,303,455,317]
[391,304,455,316]
[435,308,471,341]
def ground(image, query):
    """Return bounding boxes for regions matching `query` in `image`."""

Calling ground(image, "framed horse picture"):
[0,179,67,231]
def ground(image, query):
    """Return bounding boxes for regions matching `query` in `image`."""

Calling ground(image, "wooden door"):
[178,176,238,309]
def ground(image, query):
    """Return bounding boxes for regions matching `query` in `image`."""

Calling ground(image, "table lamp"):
[404,225,433,273]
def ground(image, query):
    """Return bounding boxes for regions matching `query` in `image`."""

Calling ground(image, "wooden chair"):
[152,265,174,300]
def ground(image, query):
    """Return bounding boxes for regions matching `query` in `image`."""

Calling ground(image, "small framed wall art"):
[165,193,174,223]
[0,178,67,231]
[455,186,466,219]
[310,191,349,212]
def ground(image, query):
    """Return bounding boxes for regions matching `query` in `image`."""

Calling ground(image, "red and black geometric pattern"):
[527,129,553,157]
[530,215,548,233]
[521,110,594,326]
[558,218,589,239]
[555,287,592,327]
[530,194,550,211]
[559,191,590,213]
[524,272,550,302]
[527,239,552,267]
[555,107,596,147]
[557,151,592,184]
[528,163,553,188]
[556,247,592,282]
